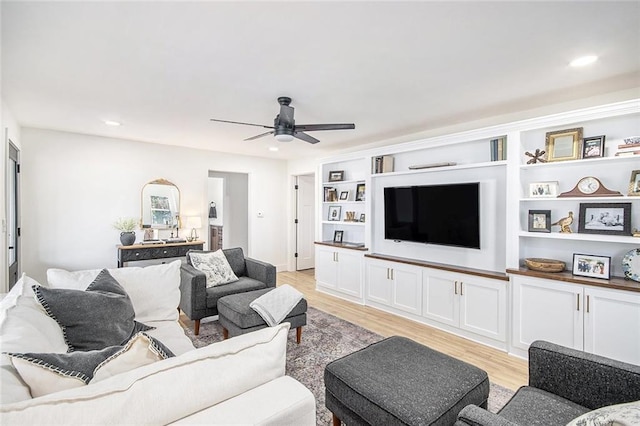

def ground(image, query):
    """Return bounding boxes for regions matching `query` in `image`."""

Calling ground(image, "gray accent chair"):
[179,248,276,335]
[455,340,640,426]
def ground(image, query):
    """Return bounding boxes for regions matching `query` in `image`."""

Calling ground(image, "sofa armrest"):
[455,405,518,426]
[528,340,640,409]
[245,257,276,288]
[179,264,207,315]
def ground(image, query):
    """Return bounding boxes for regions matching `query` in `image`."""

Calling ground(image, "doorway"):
[208,171,249,253]
[295,174,315,270]
[8,141,19,289]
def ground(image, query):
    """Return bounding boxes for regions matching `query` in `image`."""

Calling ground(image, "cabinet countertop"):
[507,268,640,293]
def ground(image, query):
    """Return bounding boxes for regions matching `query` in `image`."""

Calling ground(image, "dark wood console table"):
[117,241,204,268]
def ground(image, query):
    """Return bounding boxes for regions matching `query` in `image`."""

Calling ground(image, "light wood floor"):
[279,269,528,391]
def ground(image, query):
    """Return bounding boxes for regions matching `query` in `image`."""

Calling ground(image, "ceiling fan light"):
[275,133,294,142]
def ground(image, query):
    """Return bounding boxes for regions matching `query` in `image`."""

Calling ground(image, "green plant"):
[113,217,138,232]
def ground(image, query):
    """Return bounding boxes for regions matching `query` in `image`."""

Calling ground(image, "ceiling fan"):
[209,97,355,144]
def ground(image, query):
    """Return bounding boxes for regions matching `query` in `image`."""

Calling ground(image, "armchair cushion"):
[205,277,268,309]
[496,387,588,426]
[188,250,238,288]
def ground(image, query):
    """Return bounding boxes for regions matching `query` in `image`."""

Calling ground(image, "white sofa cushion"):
[46,260,181,323]
[0,323,289,425]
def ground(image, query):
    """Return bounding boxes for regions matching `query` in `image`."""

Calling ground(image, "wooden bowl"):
[524,258,566,273]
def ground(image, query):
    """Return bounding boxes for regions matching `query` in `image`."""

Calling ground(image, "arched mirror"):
[141,179,180,229]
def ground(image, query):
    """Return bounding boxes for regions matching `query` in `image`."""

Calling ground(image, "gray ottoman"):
[217,288,307,343]
[324,336,489,426]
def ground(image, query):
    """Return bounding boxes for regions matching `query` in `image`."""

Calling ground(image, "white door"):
[315,246,337,289]
[295,174,315,270]
[422,270,459,327]
[459,276,507,342]
[392,265,422,315]
[336,249,362,297]
[584,287,640,364]
[366,260,393,306]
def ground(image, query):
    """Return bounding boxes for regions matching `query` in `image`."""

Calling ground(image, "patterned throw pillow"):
[189,250,239,288]
[566,400,640,426]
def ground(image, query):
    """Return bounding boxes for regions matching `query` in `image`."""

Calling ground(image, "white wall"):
[20,128,289,282]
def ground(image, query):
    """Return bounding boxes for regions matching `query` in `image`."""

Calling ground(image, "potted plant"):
[113,217,138,246]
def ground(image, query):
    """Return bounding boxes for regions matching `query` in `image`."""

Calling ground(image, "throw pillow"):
[566,400,640,426]
[34,269,153,352]
[189,250,239,288]
[6,332,174,398]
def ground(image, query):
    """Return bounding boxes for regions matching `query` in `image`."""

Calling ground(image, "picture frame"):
[528,210,551,233]
[328,170,345,182]
[324,187,338,202]
[572,253,611,280]
[581,135,605,159]
[545,127,583,162]
[355,183,366,201]
[528,181,559,198]
[333,230,344,243]
[328,205,342,221]
[359,213,365,222]
[629,170,640,196]
[578,202,632,236]
[339,191,349,201]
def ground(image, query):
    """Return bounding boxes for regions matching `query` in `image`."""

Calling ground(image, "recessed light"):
[570,55,598,67]
[103,120,122,126]
[268,146,279,152]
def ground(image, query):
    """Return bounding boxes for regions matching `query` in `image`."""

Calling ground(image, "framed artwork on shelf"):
[629,170,640,196]
[578,202,632,236]
[324,187,338,202]
[339,191,349,201]
[360,213,366,222]
[545,127,583,162]
[572,253,611,280]
[355,183,366,201]
[528,181,559,198]
[328,170,345,182]
[528,210,551,233]
[581,135,605,159]
[333,230,344,243]
[328,205,342,221]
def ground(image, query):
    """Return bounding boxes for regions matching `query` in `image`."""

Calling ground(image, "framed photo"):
[333,230,344,243]
[581,135,605,159]
[339,191,349,201]
[572,253,611,280]
[545,127,583,162]
[629,170,640,196]
[355,183,366,201]
[328,170,344,182]
[328,205,342,221]
[578,202,631,236]
[528,181,559,198]
[359,213,366,222]
[528,210,551,233]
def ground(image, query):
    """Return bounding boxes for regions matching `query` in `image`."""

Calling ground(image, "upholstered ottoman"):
[217,288,307,343]
[324,336,490,426]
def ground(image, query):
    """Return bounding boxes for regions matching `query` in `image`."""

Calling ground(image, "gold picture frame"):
[545,127,583,162]
[629,170,640,196]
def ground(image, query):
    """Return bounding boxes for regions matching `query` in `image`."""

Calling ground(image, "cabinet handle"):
[586,295,590,313]
[390,268,394,280]
[336,252,339,262]
[454,281,458,295]
[576,294,580,311]
[460,282,464,296]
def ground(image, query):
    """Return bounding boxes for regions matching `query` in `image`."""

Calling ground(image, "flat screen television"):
[384,182,480,249]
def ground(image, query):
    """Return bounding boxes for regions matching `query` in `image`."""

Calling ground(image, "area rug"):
[182,307,515,424]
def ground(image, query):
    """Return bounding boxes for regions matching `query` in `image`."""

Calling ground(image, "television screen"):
[384,183,480,249]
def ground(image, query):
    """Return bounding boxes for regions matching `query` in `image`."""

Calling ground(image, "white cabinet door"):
[365,260,393,306]
[459,275,507,342]
[336,249,362,298]
[512,276,583,351]
[422,270,458,327]
[315,246,338,289]
[392,264,422,315]
[584,287,640,365]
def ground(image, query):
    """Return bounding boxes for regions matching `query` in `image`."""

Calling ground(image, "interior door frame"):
[7,139,20,290]
[293,173,315,271]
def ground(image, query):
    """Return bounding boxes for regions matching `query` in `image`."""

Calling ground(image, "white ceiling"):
[2,1,639,160]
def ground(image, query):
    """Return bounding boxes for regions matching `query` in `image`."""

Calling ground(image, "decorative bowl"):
[524,258,566,273]
[623,136,640,145]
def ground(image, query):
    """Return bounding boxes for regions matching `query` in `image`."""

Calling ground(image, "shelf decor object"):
[558,176,622,197]
[551,211,574,233]
[524,148,546,164]
[581,135,606,159]
[355,183,365,201]
[524,258,566,272]
[622,248,640,282]
[545,127,583,162]
[572,253,611,280]
[629,170,640,196]
[328,170,345,182]
[333,230,344,244]
[528,210,551,233]
[578,202,632,236]
[529,181,559,198]
[328,205,342,221]
[371,155,394,174]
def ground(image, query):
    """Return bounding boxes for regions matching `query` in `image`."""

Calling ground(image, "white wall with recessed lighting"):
[19,128,289,282]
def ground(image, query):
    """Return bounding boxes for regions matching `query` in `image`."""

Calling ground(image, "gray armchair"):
[455,341,640,426]
[179,247,276,335]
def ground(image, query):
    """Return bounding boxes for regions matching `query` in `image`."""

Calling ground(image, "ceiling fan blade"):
[244,131,274,141]
[279,105,295,126]
[294,131,320,144]
[294,123,355,131]
[210,118,274,129]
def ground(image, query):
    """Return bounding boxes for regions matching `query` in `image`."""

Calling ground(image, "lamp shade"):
[275,133,294,142]
[185,216,202,229]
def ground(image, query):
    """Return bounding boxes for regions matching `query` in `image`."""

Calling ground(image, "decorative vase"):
[120,231,136,246]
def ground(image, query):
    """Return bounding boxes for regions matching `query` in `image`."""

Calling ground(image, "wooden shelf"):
[518,231,640,244]
[507,267,640,293]
[315,241,368,251]
[370,160,506,178]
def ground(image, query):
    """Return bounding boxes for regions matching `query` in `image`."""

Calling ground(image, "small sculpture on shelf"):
[551,211,574,233]
[345,211,357,221]
[525,148,547,164]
